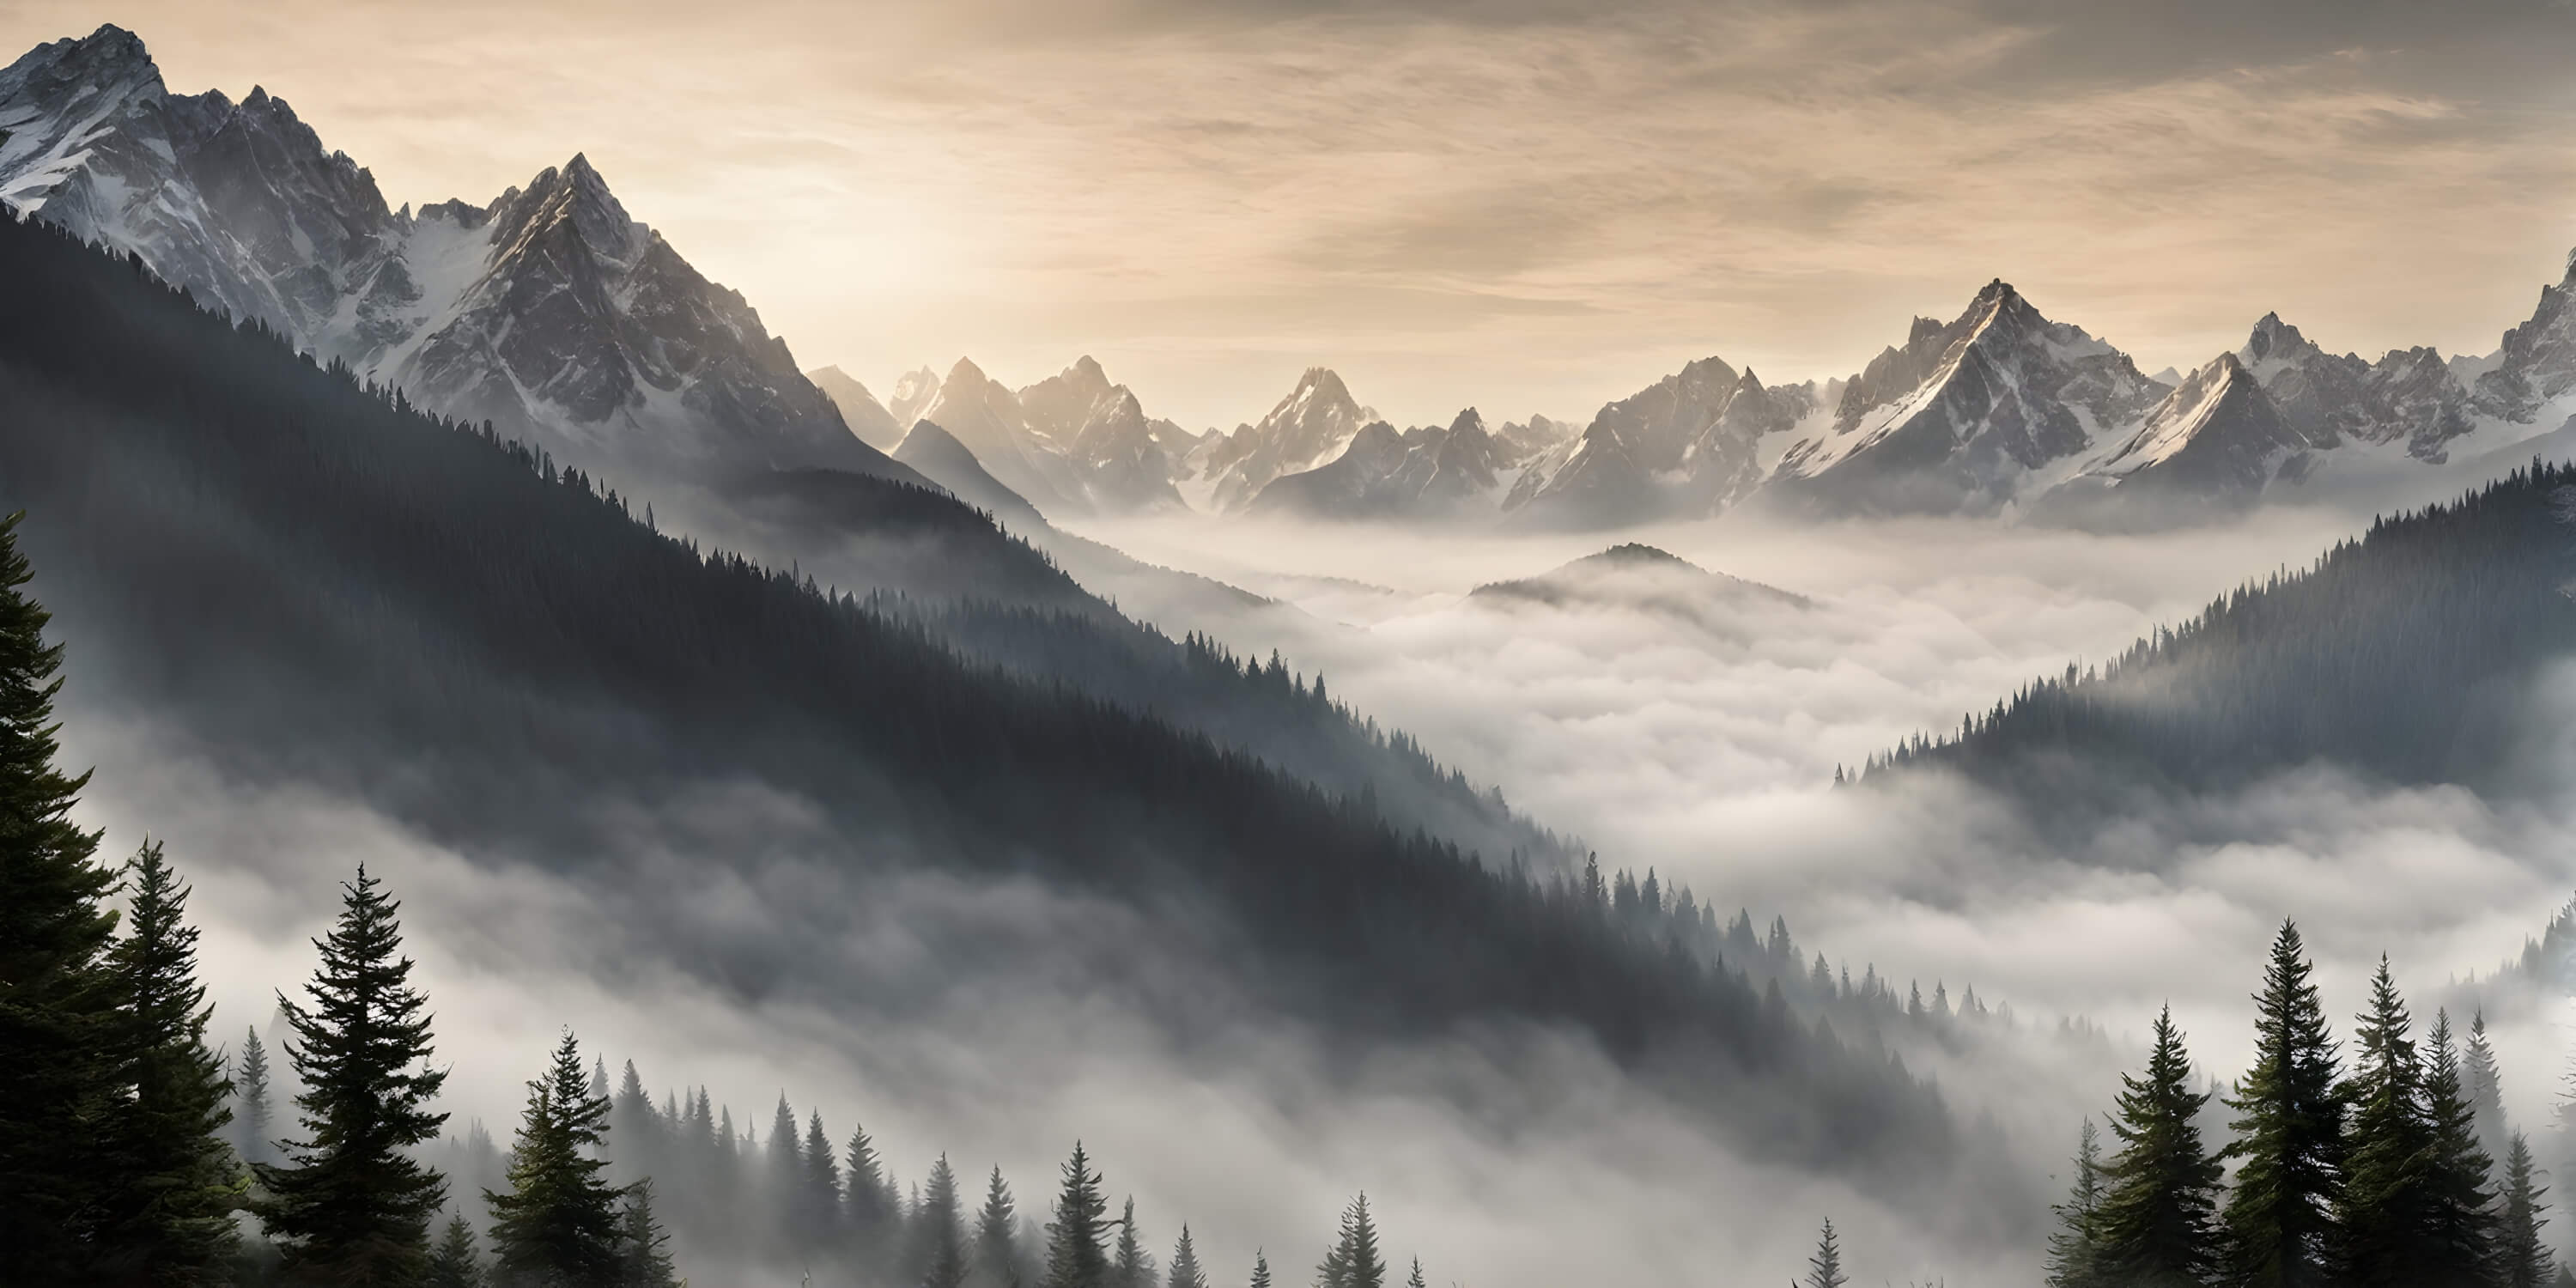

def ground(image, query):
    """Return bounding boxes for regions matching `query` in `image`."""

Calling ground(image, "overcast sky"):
[15,0,2576,426]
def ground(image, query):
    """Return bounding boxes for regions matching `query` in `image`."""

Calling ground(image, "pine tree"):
[258,865,451,1285]
[850,1122,899,1264]
[615,1180,682,1288]
[236,1026,275,1166]
[426,1213,487,1288]
[1043,1142,1110,1288]
[1318,1194,1387,1288]
[916,1154,970,1288]
[975,1164,1024,1288]
[2093,1005,2221,1287]
[485,1030,623,1288]
[2337,957,2437,1287]
[2220,920,2345,1288]
[0,508,123,1279]
[1805,1217,1848,1288]
[1167,1225,1207,1288]
[1249,1251,1272,1288]
[1113,1196,1151,1288]
[2046,1119,2107,1288]
[1404,1259,1425,1288]
[804,1109,841,1249]
[767,1095,802,1246]
[94,839,243,1279]
[2468,1012,2510,1165]
[2422,1011,2500,1285]
[2500,1133,2554,1288]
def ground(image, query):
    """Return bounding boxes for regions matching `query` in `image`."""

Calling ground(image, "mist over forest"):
[16,12,2576,1288]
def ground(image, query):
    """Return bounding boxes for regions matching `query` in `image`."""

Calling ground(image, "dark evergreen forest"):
[0,211,1975,1200]
[1868,467,2576,804]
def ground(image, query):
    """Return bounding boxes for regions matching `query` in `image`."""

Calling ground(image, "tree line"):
[0,500,1444,1285]
[2044,920,2570,1288]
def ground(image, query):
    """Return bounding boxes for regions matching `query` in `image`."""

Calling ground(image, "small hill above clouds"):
[1471,543,1809,624]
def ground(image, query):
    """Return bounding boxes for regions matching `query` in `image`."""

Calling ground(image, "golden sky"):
[12,0,2576,427]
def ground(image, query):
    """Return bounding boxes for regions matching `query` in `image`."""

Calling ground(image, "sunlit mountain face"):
[11,8,2576,1285]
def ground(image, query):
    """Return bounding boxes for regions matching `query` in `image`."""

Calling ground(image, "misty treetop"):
[1865,460,2576,804]
[0,204,1976,1193]
[2047,923,2575,1288]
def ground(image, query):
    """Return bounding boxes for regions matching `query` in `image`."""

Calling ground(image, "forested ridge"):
[1868,465,2576,798]
[0,210,1970,1189]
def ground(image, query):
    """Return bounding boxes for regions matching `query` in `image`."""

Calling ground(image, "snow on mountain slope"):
[0,24,894,489]
[1247,408,1509,519]
[1768,280,2169,515]
[1191,368,1376,512]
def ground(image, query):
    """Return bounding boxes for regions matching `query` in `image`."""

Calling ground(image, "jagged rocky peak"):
[490,153,643,266]
[2475,243,2576,421]
[2091,351,2307,499]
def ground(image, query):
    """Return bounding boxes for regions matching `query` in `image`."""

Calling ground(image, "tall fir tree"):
[1317,1194,1387,1288]
[2499,1133,2554,1288]
[1043,1142,1111,1288]
[615,1180,682,1288]
[2093,1005,2222,1287]
[2046,1118,2107,1288]
[1248,1251,1272,1288]
[236,1025,275,1167]
[915,1154,970,1288]
[767,1095,802,1248]
[2422,1011,2500,1286]
[0,509,123,1279]
[2220,920,2345,1288]
[803,1109,841,1249]
[425,1214,487,1288]
[975,1164,1024,1288]
[485,1030,624,1288]
[258,865,451,1285]
[2336,957,2437,1287]
[1805,1217,1848,1288]
[94,839,243,1280]
[1166,1225,1207,1288]
[1114,1197,1151,1288]
[848,1122,899,1265]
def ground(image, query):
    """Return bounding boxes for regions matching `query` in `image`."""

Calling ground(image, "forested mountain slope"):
[1871,464,2576,800]
[0,214,1961,1188]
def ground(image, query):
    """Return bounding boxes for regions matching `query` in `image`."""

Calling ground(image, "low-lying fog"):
[59,479,2576,1285]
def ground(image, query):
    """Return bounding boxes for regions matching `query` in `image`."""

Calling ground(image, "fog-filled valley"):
[15,14,2576,1288]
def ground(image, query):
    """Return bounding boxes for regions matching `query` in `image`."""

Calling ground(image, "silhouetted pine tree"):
[1166,1225,1207,1288]
[2093,1005,2221,1287]
[2336,957,2436,1287]
[235,1026,275,1166]
[487,1030,623,1287]
[850,1122,900,1266]
[975,1164,1024,1288]
[1318,1194,1386,1288]
[615,1180,682,1288]
[767,1095,802,1247]
[803,1109,842,1249]
[2221,920,2344,1288]
[1248,1251,1272,1288]
[1043,1142,1110,1288]
[2422,1011,2500,1285]
[426,1214,488,1288]
[0,509,122,1279]
[915,1154,969,1288]
[1114,1196,1151,1288]
[258,866,451,1285]
[94,839,241,1279]
[2500,1133,2553,1288]
[1804,1218,1848,1288]
[2045,1119,2107,1288]
[1404,1258,1426,1288]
